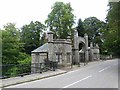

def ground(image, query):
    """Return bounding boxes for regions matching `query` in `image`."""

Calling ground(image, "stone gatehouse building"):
[31,30,100,71]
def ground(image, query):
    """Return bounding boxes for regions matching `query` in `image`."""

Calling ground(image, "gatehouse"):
[31,30,100,72]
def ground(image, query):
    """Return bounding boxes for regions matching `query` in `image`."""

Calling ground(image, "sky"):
[0,0,109,29]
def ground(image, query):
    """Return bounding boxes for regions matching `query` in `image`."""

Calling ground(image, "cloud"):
[0,0,108,29]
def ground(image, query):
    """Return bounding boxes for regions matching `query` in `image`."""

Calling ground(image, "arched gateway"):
[73,30,89,64]
[31,30,100,72]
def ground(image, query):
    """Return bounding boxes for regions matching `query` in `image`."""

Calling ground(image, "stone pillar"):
[73,30,79,64]
[95,44,100,60]
[47,31,54,61]
[90,42,94,61]
[62,44,66,66]
[74,30,78,50]
[31,53,36,73]
[84,33,89,64]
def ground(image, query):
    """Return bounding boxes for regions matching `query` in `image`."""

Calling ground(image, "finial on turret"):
[90,42,93,47]
[84,33,88,37]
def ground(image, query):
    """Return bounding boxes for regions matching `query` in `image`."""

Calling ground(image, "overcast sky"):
[0,0,109,29]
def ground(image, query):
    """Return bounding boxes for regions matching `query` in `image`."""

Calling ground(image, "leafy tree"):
[103,2,120,56]
[2,23,31,76]
[45,2,75,39]
[76,19,85,37]
[20,21,46,54]
[2,23,20,64]
[83,17,106,45]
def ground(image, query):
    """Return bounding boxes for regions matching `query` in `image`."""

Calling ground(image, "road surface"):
[7,59,118,88]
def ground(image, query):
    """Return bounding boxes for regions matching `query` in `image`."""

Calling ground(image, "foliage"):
[20,21,46,54]
[2,23,21,64]
[83,17,106,46]
[103,2,120,56]
[18,52,31,64]
[76,19,85,37]
[45,2,75,39]
[2,1,120,77]
[2,23,31,76]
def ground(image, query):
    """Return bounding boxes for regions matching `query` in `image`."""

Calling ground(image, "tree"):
[2,23,31,76]
[45,2,75,39]
[76,19,85,37]
[2,23,20,64]
[103,2,120,56]
[20,21,46,54]
[2,23,31,64]
[83,17,106,45]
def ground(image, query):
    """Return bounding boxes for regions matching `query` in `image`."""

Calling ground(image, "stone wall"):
[31,30,100,72]
[51,39,72,66]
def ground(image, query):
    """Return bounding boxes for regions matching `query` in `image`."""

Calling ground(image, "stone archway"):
[79,42,85,62]
[73,30,89,65]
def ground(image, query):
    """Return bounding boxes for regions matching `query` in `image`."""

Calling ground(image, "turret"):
[84,33,89,63]
[74,30,78,49]
[84,33,88,50]
[95,43,99,48]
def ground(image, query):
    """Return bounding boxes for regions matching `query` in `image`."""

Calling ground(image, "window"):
[56,52,62,64]
[67,53,71,63]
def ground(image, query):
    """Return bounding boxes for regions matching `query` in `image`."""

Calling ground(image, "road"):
[7,59,118,88]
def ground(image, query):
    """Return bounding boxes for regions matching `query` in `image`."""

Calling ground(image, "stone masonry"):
[31,30,100,72]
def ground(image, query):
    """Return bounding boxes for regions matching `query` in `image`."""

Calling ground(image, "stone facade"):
[31,30,100,72]
[32,31,72,66]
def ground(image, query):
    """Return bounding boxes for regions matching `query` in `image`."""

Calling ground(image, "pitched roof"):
[31,43,49,53]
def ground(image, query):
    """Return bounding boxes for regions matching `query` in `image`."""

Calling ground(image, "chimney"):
[47,31,53,42]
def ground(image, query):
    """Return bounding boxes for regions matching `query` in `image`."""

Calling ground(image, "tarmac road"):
[7,59,118,88]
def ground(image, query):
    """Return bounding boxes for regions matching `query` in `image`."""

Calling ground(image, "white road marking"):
[98,68,106,72]
[98,66,111,72]
[98,63,118,73]
[66,69,81,74]
[62,75,92,88]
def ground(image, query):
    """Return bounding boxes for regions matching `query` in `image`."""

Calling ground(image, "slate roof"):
[32,43,49,53]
